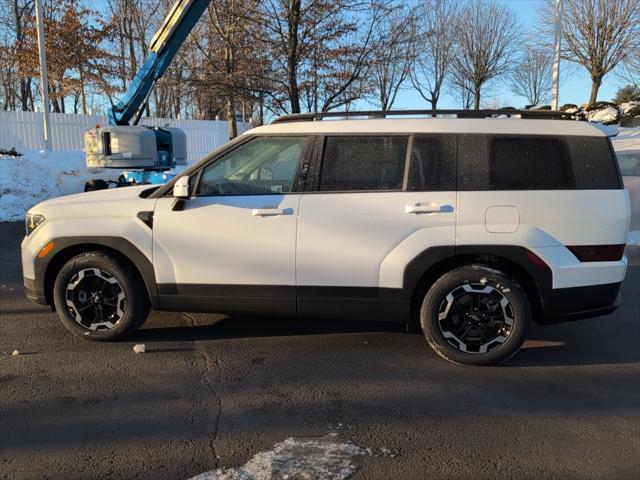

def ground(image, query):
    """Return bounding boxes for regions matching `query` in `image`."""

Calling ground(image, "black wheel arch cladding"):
[36,236,158,309]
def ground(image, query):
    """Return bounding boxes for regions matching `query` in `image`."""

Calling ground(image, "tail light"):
[567,245,625,262]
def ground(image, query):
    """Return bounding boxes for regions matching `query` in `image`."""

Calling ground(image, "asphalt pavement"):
[1,221,639,480]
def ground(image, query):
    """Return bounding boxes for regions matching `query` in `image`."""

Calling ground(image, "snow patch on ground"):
[190,434,394,480]
[612,127,640,154]
[628,231,640,246]
[0,149,121,221]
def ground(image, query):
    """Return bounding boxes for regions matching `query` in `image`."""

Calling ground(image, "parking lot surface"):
[1,221,639,479]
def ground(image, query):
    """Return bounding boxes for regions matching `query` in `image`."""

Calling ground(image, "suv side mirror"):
[173,175,190,199]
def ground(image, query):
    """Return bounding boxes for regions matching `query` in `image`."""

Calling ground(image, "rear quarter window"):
[457,133,623,191]
[489,135,575,190]
[568,136,624,188]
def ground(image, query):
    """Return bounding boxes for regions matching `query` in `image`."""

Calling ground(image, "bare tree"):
[204,0,257,137]
[617,55,640,88]
[450,0,520,110]
[449,70,473,109]
[411,0,459,109]
[0,0,36,110]
[256,0,384,114]
[509,45,553,106]
[543,0,640,106]
[367,3,416,110]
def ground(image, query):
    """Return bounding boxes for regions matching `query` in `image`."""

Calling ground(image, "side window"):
[319,136,408,192]
[568,136,623,189]
[198,136,306,196]
[457,133,489,191]
[407,134,456,191]
[489,135,575,190]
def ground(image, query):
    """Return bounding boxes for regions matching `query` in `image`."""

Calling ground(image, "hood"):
[30,185,152,210]
[27,185,160,223]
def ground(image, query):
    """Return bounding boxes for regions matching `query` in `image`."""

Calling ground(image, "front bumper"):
[24,276,48,305]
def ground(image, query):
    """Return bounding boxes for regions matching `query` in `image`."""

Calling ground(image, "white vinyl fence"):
[0,111,250,163]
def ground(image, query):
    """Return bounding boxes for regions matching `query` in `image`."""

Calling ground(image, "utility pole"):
[35,0,52,151]
[551,0,562,111]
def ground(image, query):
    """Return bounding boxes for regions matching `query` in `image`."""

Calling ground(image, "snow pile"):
[0,149,121,221]
[586,106,620,125]
[559,102,639,125]
[620,101,640,117]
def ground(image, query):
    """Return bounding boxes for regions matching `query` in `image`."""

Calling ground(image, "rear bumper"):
[538,281,622,324]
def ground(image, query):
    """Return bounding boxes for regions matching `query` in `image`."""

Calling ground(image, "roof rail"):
[271,109,576,124]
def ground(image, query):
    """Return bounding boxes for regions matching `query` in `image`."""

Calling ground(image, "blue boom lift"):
[83,0,212,190]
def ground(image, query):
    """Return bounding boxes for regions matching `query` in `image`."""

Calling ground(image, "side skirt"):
[157,283,410,322]
[157,284,297,316]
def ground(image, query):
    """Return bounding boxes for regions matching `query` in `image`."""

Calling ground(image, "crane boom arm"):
[109,0,212,126]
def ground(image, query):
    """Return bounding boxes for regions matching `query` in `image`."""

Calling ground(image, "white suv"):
[21,111,631,365]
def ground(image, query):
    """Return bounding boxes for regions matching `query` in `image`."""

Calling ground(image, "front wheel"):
[420,265,530,365]
[53,252,149,341]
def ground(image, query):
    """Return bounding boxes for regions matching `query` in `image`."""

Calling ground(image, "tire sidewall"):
[53,253,144,341]
[421,265,530,366]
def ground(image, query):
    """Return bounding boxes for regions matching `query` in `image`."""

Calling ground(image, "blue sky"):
[363,0,624,111]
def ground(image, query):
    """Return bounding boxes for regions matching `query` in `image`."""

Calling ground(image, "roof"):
[246,118,608,137]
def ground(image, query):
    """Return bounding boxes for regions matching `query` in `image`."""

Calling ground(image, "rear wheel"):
[53,252,149,341]
[420,265,530,365]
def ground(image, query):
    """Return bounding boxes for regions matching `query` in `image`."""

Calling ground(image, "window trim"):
[192,134,315,197]
[306,133,411,194]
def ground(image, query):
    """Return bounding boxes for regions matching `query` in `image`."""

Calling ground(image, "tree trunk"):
[79,66,87,114]
[20,79,30,111]
[287,0,301,114]
[473,88,481,110]
[226,94,237,139]
[588,76,602,107]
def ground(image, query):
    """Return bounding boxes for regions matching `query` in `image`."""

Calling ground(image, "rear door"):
[296,134,457,320]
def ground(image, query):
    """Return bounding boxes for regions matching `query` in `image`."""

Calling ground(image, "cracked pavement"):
[1,221,639,479]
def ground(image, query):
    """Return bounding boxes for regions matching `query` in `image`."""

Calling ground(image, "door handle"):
[405,203,442,214]
[252,208,290,216]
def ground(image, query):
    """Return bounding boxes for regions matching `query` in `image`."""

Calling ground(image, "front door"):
[152,135,309,315]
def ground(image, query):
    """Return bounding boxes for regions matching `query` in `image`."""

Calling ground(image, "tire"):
[52,251,149,341]
[420,264,530,366]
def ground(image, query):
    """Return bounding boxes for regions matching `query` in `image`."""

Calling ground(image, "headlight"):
[25,213,45,236]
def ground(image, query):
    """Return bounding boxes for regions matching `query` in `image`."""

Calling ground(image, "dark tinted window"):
[319,136,407,192]
[457,134,489,191]
[489,136,575,190]
[568,136,623,188]
[407,134,456,191]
